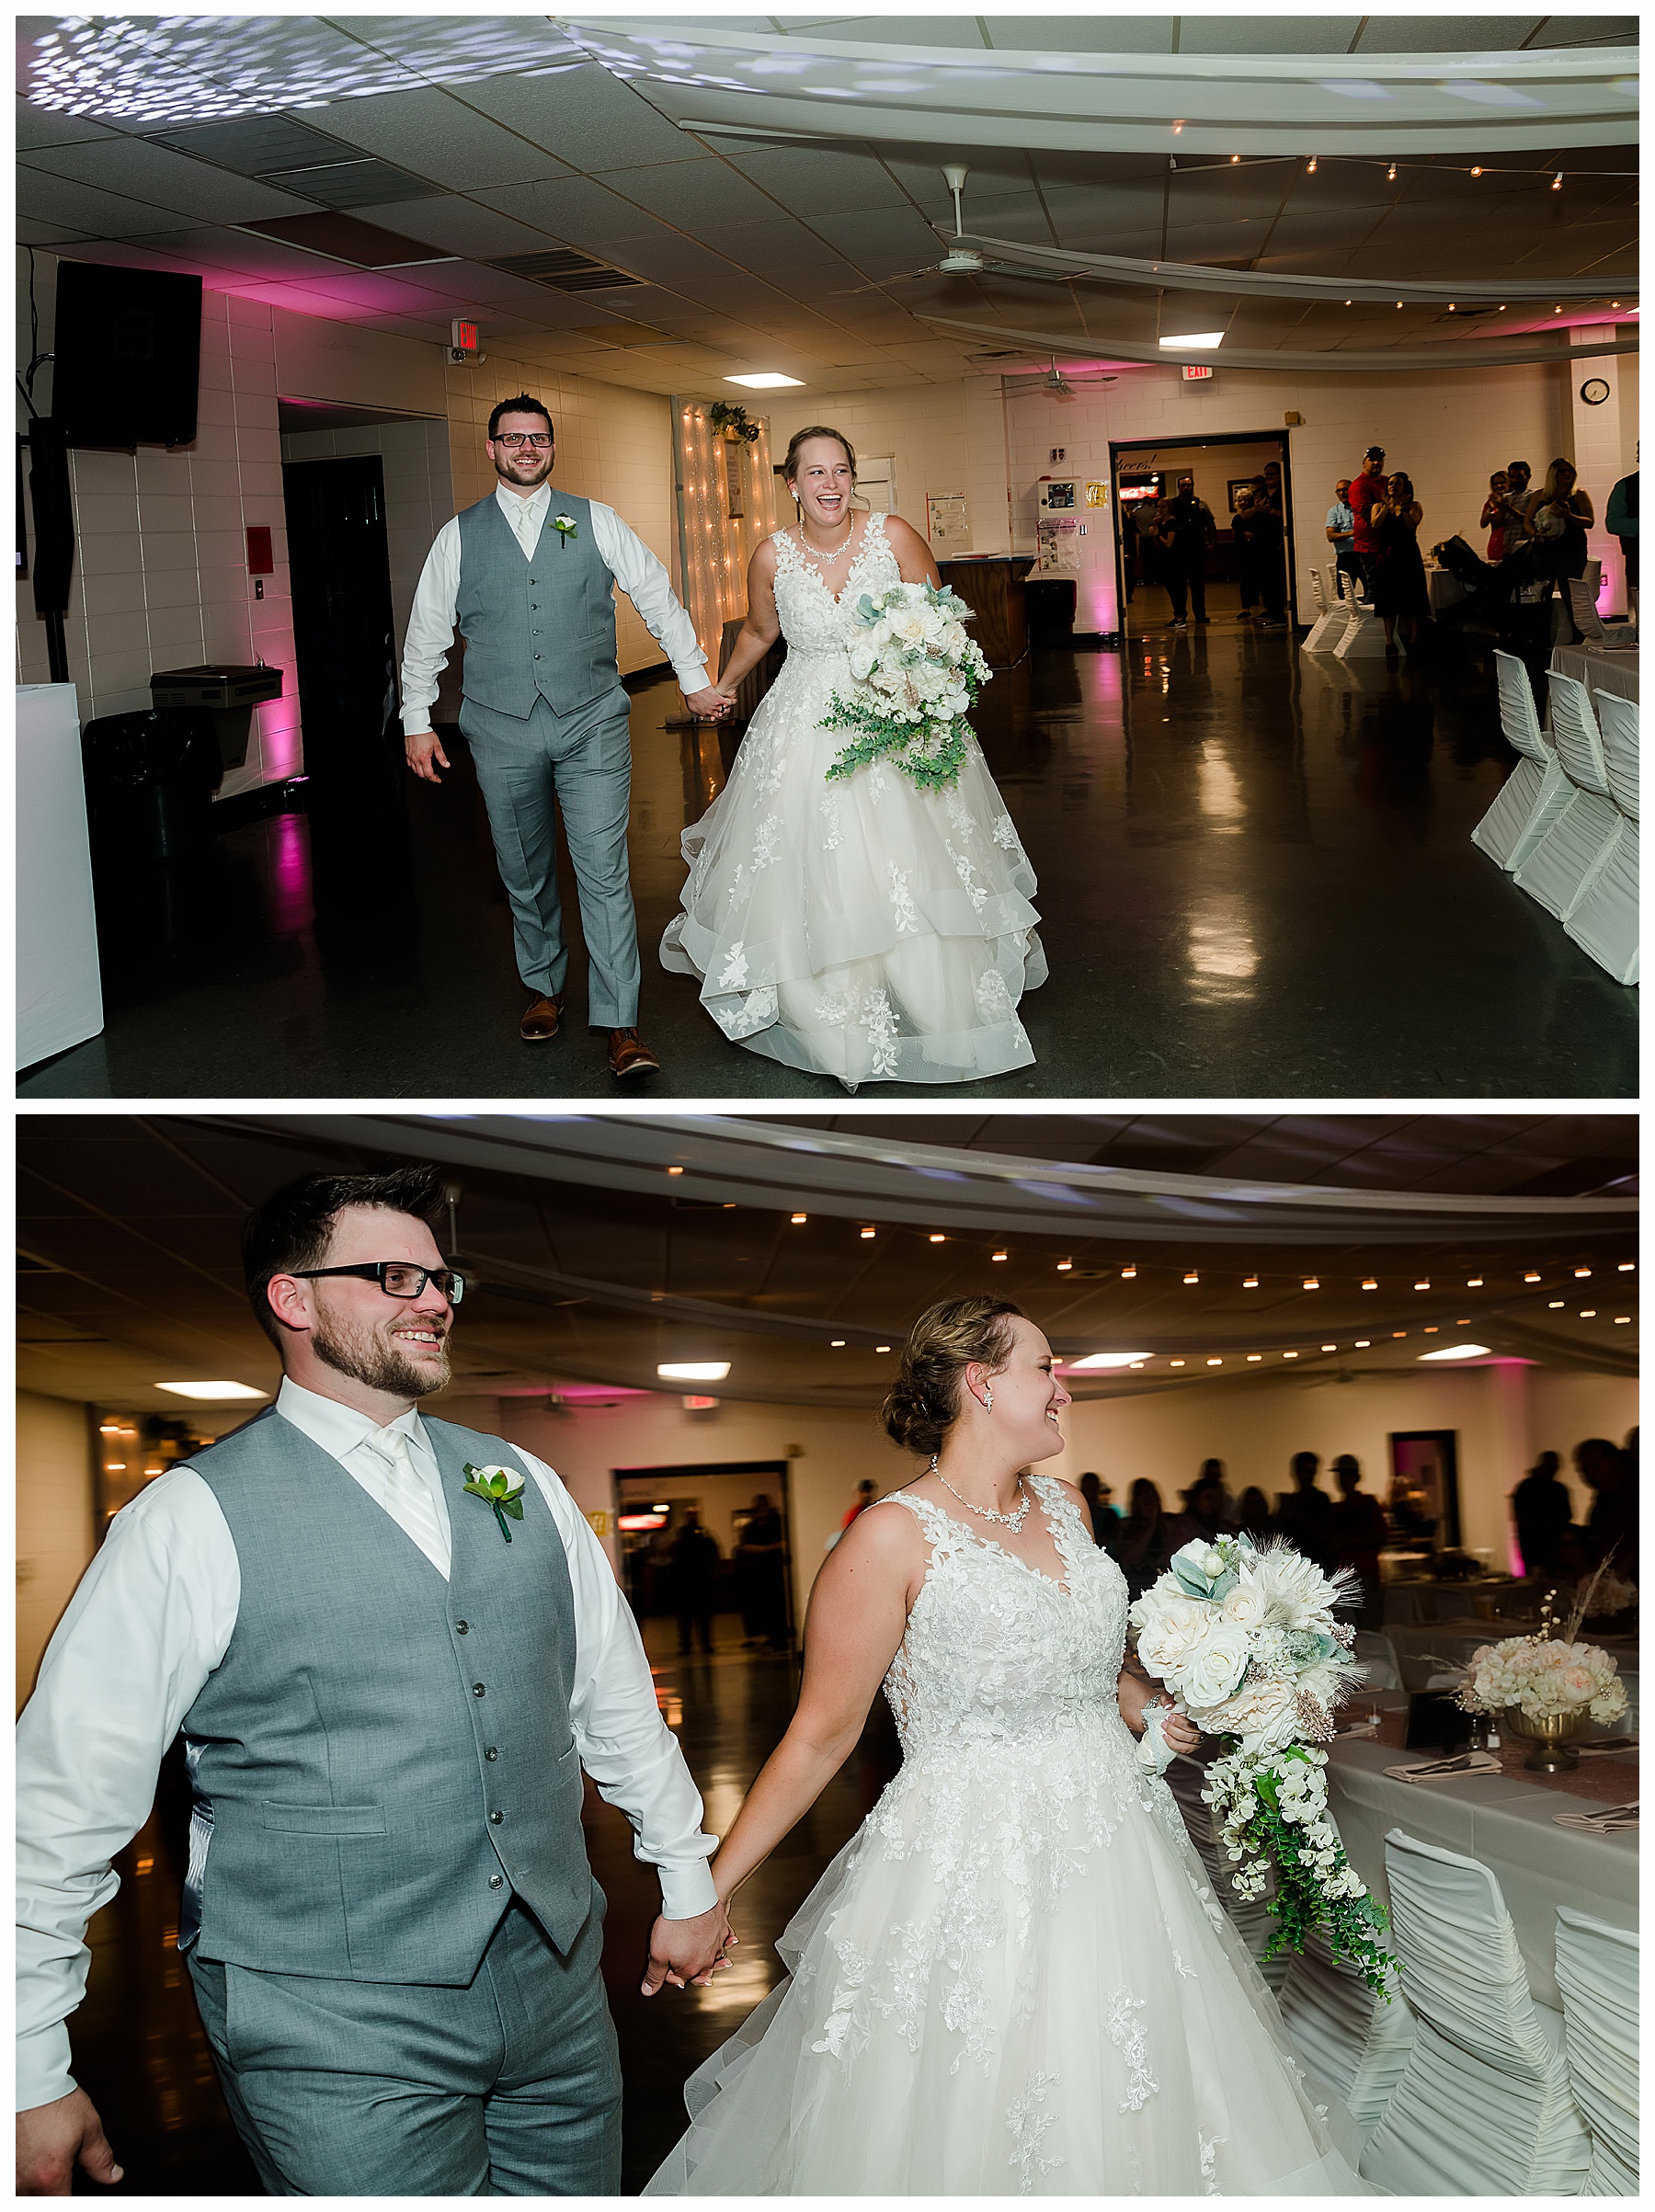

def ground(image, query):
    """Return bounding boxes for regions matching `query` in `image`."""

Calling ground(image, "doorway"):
[1387,1430,1463,1553]
[1111,430,1295,639]
[614,1459,795,1657]
[281,455,400,785]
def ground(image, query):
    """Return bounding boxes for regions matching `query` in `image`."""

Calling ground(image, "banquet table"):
[1387,1618,1640,1710]
[1549,639,1640,706]
[1325,1724,1638,2009]
[1380,1578,1530,1626]
[1425,567,1467,614]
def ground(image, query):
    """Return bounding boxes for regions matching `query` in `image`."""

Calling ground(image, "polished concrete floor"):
[22,625,1636,1099]
[60,1615,892,2196]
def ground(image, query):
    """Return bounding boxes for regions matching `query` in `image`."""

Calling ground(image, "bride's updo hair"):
[782,425,857,487]
[883,1295,1024,1458]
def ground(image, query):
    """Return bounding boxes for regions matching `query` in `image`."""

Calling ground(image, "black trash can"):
[1024,577,1078,646]
[81,707,223,872]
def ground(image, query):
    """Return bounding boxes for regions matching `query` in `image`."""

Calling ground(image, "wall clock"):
[1580,378,1611,405]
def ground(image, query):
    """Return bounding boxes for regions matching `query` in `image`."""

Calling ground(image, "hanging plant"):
[708,400,761,444]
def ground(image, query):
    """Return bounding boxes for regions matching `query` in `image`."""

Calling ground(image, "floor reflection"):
[22,632,1635,1100]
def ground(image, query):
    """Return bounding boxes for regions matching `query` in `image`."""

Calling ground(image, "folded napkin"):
[1575,1737,1639,1758]
[1553,1801,1638,1831]
[1384,1751,1504,1784]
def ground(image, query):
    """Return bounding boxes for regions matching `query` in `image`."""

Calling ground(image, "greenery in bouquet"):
[1129,1534,1399,1998]
[706,400,760,443]
[823,579,991,792]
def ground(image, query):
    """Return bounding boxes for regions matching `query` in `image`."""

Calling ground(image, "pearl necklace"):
[929,1455,1033,1532]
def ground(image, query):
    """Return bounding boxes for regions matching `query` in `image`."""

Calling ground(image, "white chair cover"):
[1597,691,1639,820]
[1555,1907,1638,2195]
[1569,577,1607,640]
[1162,1753,1291,1990]
[1352,1630,1402,1690]
[1566,691,1642,982]
[1473,651,1572,870]
[1334,604,1392,658]
[1303,571,1353,654]
[1280,1924,1415,2137]
[1515,673,1622,919]
[1358,1829,1591,2195]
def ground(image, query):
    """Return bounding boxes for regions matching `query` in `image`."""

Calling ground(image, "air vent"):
[488,249,643,291]
[264,159,446,209]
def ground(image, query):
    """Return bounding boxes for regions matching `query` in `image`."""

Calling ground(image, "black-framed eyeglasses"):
[493,431,552,449]
[291,1262,466,1305]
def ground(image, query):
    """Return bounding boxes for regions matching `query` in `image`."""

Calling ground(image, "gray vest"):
[456,489,618,720]
[180,1408,593,1984]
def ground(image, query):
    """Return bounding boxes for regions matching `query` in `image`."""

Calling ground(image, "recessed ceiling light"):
[930,1233,946,1244]
[1467,1277,1483,1287]
[1056,1259,1073,1272]
[1206,1357,1222,1366]
[790,1212,807,1224]
[1121,1265,1137,1279]
[860,1226,876,1238]
[876,1344,891,1352]
[1066,1352,1154,1370]
[155,1380,268,1401]
[1581,1308,1597,1317]
[1549,1300,1565,1308]
[657,1362,730,1382]
[1183,1271,1199,1284]
[1283,1351,1298,1359]
[1354,1340,1371,1349]
[1618,1261,1635,1271]
[725,371,803,388]
[1159,332,1224,350]
[1247,1353,1262,1362]
[1575,1267,1592,1278]
[1362,1279,1377,1290]
[1615,1316,1630,1324]
[1524,1271,1541,1282]
[667,1165,684,1175]
[1414,1280,1430,1291]
[1419,1343,1491,1362]
[1243,1274,1259,1288]
[829,1340,847,1349]
[1321,1344,1337,1351]
[992,1249,1008,1261]
[1302,1277,1319,1291]
[1170,1358,1185,1368]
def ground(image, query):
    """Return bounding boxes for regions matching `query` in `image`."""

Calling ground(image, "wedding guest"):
[1479,471,1512,563]
[1605,462,1638,596]
[1510,1449,1572,1579]
[1163,1468,1236,1553]
[1369,471,1429,654]
[1078,1471,1121,1549]
[1327,1454,1388,1628]
[1576,1437,1638,1578]
[1274,1451,1335,1571]
[1325,478,1360,597]
[1157,473,1216,631]
[671,1508,722,1656]
[736,1494,789,1650]
[840,1478,880,1532]
[1348,445,1388,592]
[1116,1477,1174,1597]
[1236,1485,1273,1541]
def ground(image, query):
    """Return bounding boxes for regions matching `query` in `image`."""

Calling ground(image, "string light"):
[1524,1270,1541,1282]
[1056,1258,1073,1272]
[1362,1278,1377,1290]
[860,1226,875,1239]
[1307,156,1318,174]
[1121,1264,1137,1279]
[992,1249,1008,1262]
[1387,161,1397,181]
[1552,171,1563,189]
[790,1212,807,1224]
[1302,1277,1319,1291]
[1183,1271,1199,1284]
[1242,1274,1259,1288]
[1470,166,1482,177]
[929,1232,945,1244]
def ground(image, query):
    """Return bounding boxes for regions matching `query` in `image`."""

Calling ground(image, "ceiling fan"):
[999,356,1118,402]
[832,165,1085,296]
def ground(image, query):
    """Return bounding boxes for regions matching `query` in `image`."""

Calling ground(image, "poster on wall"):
[927,492,969,547]
[1035,517,1080,575]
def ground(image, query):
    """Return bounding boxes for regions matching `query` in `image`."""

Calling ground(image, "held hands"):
[1154,1704,1203,1757]
[405,729,451,783]
[641,1899,736,1997]
[17,2089,122,2196]
[684,686,736,719]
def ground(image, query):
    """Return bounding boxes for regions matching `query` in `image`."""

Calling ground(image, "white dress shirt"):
[400,481,707,733]
[15,1377,719,2113]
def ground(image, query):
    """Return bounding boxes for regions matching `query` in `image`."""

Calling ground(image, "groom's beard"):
[311,1303,451,1399]
[494,450,553,490]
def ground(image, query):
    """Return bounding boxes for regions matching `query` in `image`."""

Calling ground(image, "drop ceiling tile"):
[1353,16,1546,49]
[589,156,784,231]
[979,17,1176,51]
[17,217,97,246]
[710,216,854,274]
[471,176,670,246]
[330,15,582,74]
[461,63,698,168]
[23,140,320,224]
[149,115,347,175]
[1177,17,1368,53]
[729,147,913,217]
[291,85,571,191]
[16,165,185,237]
[809,207,955,268]
[15,96,122,149]
[341,195,559,262]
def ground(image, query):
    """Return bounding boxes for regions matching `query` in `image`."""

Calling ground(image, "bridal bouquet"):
[1130,1534,1398,1996]
[823,579,990,792]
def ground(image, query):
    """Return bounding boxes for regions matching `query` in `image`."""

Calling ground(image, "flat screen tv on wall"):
[51,260,202,449]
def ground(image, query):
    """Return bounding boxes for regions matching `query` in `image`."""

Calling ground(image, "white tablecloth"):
[1425,568,1467,614]
[1550,641,1640,706]
[17,683,103,1069]
[1325,1736,1638,2009]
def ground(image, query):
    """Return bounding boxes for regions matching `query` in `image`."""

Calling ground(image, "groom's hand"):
[684,686,733,719]
[405,728,451,782]
[641,1901,735,1996]
[17,2089,122,2195]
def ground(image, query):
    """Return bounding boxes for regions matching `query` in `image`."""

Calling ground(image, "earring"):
[983,1385,993,1412]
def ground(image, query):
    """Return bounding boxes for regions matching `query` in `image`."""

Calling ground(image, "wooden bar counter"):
[937,554,1034,668]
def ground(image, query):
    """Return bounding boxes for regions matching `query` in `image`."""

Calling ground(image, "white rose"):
[849,643,877,680]
[1136,1595,1211,1681]
[466,1463,525,1498]
[1221,1577,1272,1631]
[1182,1623,1253,1708]
[1209,1677,1299,1750]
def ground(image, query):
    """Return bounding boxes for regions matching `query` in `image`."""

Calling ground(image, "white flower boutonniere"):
[462,1462,526,1543]
[553,512,578,552]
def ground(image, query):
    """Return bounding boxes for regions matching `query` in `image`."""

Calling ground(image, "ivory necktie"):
[366,1422,448,1574]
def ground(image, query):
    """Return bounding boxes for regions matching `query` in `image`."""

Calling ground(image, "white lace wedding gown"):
[659,513,1046,1088]
[645,1477,1372,2197]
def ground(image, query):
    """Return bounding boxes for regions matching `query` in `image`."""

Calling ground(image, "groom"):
[16,1164,731,2195]
[401,396,729,1077]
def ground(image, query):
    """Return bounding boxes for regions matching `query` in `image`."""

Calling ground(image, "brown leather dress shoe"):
[608,1027,661,1078]
[519,993,564,1042]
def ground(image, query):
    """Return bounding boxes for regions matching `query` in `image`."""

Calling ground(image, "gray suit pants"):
[188,1900,622,2195]
[460,687,640,1027]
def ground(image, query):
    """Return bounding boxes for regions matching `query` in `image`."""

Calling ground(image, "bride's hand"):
[1159,1706,1202,1755]
[685,685,736,718]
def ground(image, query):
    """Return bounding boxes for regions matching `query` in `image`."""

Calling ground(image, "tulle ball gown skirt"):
[644,1724,1373,2196]
[659,650,1046,1089]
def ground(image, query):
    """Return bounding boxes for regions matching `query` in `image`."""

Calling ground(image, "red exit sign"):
[1181,363,1215,382]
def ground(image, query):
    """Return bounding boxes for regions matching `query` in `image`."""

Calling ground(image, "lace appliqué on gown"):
[645,1476,1372,2197]
[659,511,1047,1089]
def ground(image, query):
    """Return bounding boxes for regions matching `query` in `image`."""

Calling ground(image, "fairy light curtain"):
[672,400,776,672]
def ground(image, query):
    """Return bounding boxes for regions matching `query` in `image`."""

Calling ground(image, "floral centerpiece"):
[1129,1534,1398,1997]
[1445,1558,1629,1770]
[823,579,991,792]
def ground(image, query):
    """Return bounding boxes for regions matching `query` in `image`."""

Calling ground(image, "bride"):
[659,428,1045,1089]
[645,1297,1372,2196]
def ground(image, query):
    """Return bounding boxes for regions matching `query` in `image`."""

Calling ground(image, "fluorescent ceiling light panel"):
[725,372,804,387]
[1158,332,1225,349]
[656,1362,731,1381]
[155,1380,269,1401]
[1416,1343,1492,1362]
[1064,1352,1154,1370]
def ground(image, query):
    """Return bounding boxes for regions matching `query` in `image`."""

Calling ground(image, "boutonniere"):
[462,1462,526,1543]
[553,513,578,552]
